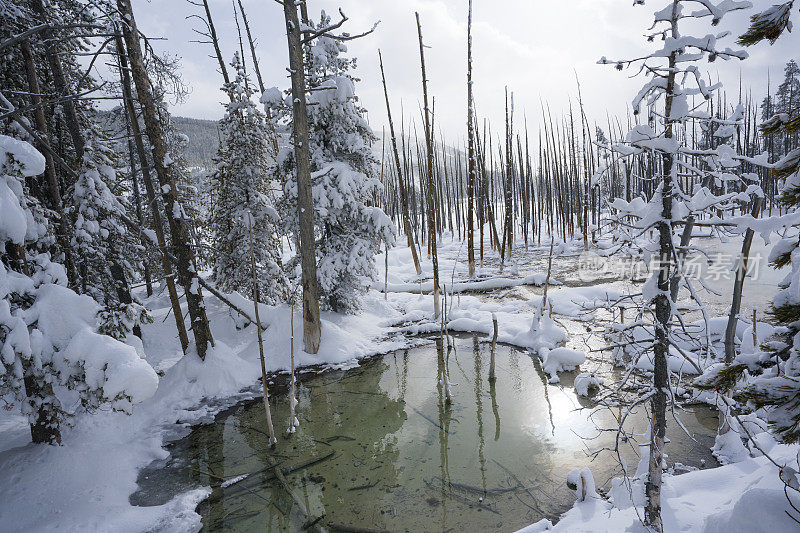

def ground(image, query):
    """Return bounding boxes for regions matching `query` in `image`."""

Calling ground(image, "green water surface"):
[132,335,718,532]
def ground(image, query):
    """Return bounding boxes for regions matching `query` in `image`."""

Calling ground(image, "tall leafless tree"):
[379,49,422,276]
[466,0,476,278]
[282,0,322,353]
[114,31,190,353]
[117,0,213,359]
[416,12,440,318]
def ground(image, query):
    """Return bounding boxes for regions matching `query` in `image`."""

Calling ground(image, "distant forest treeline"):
[97,109,220,168]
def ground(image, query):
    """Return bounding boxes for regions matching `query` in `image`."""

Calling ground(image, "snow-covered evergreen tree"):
[72,128,151,339]
[0,132,158,443]
[71,132,135,294]
[212,53,286,303]
[734,2,800,443]
[265,12,394,313]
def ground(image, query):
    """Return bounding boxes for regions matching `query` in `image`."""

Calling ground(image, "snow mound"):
[155,342,259,409]
[574,372,602,397]
[528,314,568,356]
[0,134,46,177]
[62,329,158,410]
[567,467,599,501]
[712,429,750,465]
[528,286,622,319]
[541,347,586,383]
[701,488,800,533]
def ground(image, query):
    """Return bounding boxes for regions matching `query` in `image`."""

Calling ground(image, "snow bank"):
[32,283,159,411]
[574,372,602,396]
[528,314,569,355]
[0,134,46,177]
[0,408,209,532]
[527,285,623,319]
[541,347,586,382]
[516,436,800,533]
[62,329,158,409]
[384,272,558,294]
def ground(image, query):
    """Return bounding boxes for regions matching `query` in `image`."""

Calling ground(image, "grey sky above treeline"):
[129,0,799,139]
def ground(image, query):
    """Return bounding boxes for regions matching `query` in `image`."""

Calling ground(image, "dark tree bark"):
[416,12,440,318]
[30,0,86,163]
[283,0,322,353]
[117,0,212,359]
[110,258,141,338]
[115,31,190,353]
[19,39,76,286]
[201,0,230,86]
[118,63,152,298]
[379,49,421,276]
[23,371,60,444]
[645,4,679,530]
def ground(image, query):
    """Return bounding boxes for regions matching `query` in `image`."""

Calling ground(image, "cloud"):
[127,0,799,138]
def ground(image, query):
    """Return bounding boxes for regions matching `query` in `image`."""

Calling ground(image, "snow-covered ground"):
[1,231,798,532]
[518,441,800,532]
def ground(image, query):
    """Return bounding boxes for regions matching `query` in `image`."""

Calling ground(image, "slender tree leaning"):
[416,12,441,318]
[249,215,277,445]
[379,49,422,276]
[117,0,213,359]
[114,31,190,353]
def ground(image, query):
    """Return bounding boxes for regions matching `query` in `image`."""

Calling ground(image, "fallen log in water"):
[203,450,336,503]
[328,525,395,533]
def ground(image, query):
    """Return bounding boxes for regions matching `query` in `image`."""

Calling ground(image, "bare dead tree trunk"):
[117,0,213,359]
[576,77,590,251]
[283,0,322,353]
[645,4,679,530]
[201,0,231,86]
[19,39,76,286]
[379,49,421,276]
[288,298,298,434]
[416,12,440,318]
[236,0,280,155]
[670,174,713,303]
[249,215,276,445]
[725,197,762,364]
[115,31,190,353]
[30,0,85,163]
[501,88,515,263]
[118,54,153,298]
[466,0,476,278]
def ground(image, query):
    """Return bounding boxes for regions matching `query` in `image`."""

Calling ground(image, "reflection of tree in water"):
[436,336,453,529]
[530,355,555,435]
[488,337,501,441]
[307,358,407,527]
[227,358,407,529]
[472,335,488,493]
[190,418,225,530]
[140,338,721,532]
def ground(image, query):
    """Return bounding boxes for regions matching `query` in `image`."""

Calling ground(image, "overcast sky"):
[128,0,799,140]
